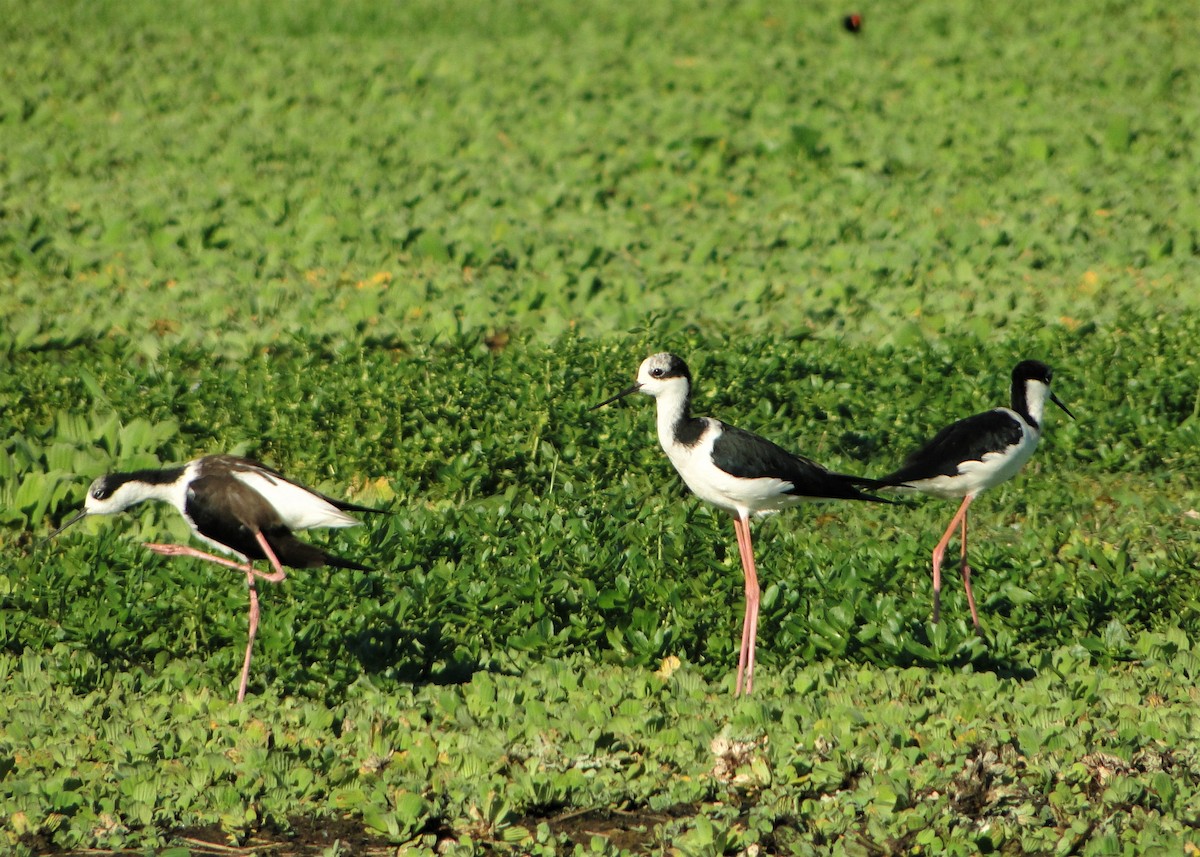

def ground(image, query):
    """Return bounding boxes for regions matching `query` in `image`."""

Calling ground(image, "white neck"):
[1020,379,1050,433]
[651,381,692,450]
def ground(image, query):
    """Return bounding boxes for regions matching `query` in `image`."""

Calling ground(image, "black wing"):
[185,475,371,571]
[880,408,1023,484]
[712,424,890,502]
[185,472,282,561]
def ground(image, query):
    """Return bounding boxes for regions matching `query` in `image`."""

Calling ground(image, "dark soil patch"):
[24,816,400,856]
[24,805,694,855]
[167,817,400,855]
[528,803,696,852]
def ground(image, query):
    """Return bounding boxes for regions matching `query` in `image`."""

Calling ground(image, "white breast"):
[661,419,800,517]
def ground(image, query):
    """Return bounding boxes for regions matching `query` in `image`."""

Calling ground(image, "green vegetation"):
[2,0,1199,853]
[3,0,1198,353]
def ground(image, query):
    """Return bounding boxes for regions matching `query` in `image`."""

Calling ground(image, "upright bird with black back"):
[47,454,383,701]
[593,352,891,695]
[877,360,1074,630]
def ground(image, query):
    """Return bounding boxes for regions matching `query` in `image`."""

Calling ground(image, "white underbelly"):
[910,436,1038,499]
[663,429,802,517]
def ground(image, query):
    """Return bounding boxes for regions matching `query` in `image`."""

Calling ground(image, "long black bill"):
[589,383,641,411]
[1050,392,1075,420]
[40,509,88,546]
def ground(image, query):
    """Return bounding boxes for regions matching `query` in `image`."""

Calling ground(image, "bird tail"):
[832,472,905,504]
[267,532,373,571]
[868,476,921,494]
[322,553,372,572]
[330,498,391,516]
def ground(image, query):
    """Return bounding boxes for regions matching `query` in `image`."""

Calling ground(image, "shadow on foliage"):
[345,616,522,687]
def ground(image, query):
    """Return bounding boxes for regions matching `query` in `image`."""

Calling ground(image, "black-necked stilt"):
[47,454,382,702]
[877,360,1074,630]
[593,352,891,695]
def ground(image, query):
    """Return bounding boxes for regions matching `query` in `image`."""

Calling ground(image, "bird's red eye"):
[651,368,664,377]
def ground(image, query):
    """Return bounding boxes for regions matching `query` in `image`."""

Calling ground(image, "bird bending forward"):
[48,454,382,701]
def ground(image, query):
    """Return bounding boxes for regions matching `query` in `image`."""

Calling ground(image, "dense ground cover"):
[2,0,1199,853]
[3,0,1198,353]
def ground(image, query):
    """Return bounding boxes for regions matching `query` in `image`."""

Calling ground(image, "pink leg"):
[240,570,259,703]
[732,517,750,695]
[731,513,760,696]
[252,531,287,582]
[959,509,981,630]
[929,496,973,624]
[143,542,285,584]
[145,543,255,572]
[744,524,760,695]
[233,533,288,701]
[144,533,287,702]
